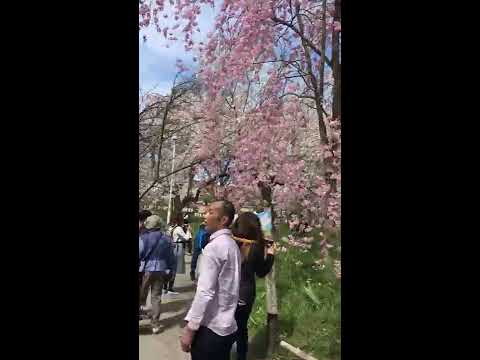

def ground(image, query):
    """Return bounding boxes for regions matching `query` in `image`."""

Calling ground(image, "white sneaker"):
[167,290,179,295]
[152,327,162,334]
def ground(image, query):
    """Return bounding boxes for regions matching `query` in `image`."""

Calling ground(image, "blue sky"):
[139,5,217,95]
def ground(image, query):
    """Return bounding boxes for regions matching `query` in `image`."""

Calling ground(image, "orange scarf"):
[232,236,257,262]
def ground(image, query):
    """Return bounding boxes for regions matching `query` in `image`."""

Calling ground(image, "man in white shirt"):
[180,200,241,360]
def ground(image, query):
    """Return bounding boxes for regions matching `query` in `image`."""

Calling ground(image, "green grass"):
[248,224,341,360]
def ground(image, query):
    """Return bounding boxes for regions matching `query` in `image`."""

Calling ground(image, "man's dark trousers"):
[191,326,235,360]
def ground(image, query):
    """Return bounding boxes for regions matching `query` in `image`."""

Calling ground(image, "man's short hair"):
[139,209,152,222]
[218,200,235,227]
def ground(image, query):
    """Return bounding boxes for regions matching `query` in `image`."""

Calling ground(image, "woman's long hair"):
[231,212,266,256]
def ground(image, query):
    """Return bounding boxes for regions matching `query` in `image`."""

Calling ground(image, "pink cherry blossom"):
[139,0,341,229]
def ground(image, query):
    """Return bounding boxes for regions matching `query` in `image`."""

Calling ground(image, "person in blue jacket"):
[189,223,210,282]
[138,209,152,319]
[139,215,176,334]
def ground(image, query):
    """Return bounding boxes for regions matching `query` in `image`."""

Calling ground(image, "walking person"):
[184,220,193,255]
[164,216,190,295]
[139,210,152,261]
[180,200,241,360]
[139,215,176,334]
[190,223,210,282]
[231,212,276,360]
[139,209,152,319]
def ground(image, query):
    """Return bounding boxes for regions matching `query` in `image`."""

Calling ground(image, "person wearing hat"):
[139,214,176,334]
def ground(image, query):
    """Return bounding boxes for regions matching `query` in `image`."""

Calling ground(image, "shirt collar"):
[209,228,232,240]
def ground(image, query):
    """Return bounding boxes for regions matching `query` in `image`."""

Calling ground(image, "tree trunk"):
[323,0,340,200]
[172,191,182,225]
[259,182,279,357]
[316,0,329,176]
[266,264,279,356]
[295,4,329,147]
[186,167,194,198]
[332,0,341,120]
[318,0,328,121]
[149,143,157,181]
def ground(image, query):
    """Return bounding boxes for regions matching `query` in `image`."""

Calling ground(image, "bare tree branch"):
[144,160,202,196]
[280,92,316,100]
[271,15,332,68]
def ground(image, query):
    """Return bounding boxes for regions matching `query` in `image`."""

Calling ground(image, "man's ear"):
[220,215,229,227]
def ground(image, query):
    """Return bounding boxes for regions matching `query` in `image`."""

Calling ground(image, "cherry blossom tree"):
[139,0,341,227]
[139,0,341,353]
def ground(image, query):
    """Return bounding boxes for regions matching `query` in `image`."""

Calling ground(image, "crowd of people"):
[139,200,276,360]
